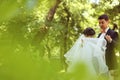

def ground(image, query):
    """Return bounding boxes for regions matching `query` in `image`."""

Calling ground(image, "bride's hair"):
[83,27,95,36]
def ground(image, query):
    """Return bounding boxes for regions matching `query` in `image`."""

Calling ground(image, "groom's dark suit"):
[98,28,118,70]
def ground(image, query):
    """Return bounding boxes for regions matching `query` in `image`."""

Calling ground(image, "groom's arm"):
[111,32,119,46]
[105,32,119,44]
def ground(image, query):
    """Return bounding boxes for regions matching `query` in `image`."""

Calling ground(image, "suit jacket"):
[98,28,119,70]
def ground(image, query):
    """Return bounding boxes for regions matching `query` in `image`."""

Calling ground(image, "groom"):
[97,14,119,71]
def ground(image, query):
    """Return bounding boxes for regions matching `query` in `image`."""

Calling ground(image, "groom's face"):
[98,19,109,30]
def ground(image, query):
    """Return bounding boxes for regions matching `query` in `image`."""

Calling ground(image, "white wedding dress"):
[64,35,108,75]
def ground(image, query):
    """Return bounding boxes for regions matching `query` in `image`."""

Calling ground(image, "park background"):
[0,0,120,80]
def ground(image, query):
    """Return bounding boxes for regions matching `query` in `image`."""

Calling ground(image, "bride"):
[64,27,109,76]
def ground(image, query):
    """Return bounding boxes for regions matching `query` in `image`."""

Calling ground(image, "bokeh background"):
[0,0,120,80]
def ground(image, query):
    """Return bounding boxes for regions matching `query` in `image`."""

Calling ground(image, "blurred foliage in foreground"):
[0,0,120,80]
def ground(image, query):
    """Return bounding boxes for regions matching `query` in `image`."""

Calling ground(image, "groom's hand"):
[105,35,112,43]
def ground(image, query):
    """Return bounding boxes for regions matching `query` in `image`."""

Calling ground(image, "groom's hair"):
[83,27,95,36]
[98,14,109,21]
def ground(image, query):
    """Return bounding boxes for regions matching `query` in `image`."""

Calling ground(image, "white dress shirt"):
[99,27,109,39]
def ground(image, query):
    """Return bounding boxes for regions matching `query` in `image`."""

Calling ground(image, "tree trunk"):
[60,3,71,70]
[33,0,61,45]
[46,0,61,22]
[32,0,61,58]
